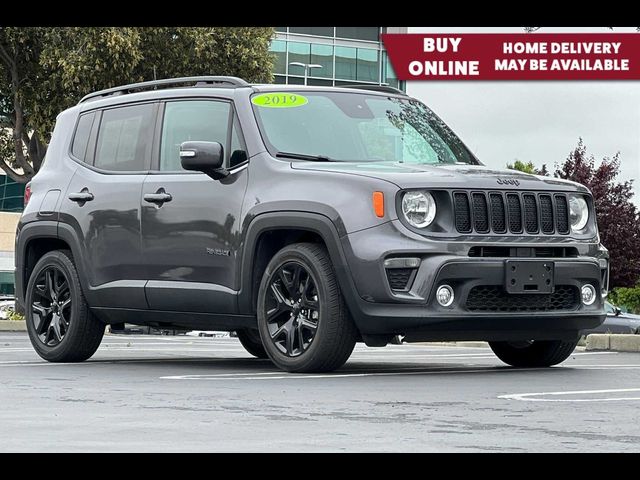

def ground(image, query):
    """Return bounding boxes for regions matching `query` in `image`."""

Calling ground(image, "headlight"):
[568,195,589,232]
[402,191,436,228]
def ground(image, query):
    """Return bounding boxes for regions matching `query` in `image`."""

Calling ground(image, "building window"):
[269,27,405,92]
[0,175,25,212]
[287,41,311,76]
[383,52,399,89]
[310,44,333,78]
[307,78,333,86]
[357,48,379,82]
[336,27,380,42]
[289,27,334,37]
[335,46,357,81]
[271,40,287,75]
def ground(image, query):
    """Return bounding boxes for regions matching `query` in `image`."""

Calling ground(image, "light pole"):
[288,62,323,85]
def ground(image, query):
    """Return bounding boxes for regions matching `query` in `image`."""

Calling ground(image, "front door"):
[141,99,249,313]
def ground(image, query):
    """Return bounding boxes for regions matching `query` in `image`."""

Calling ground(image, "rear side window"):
[94,104,154,172]
[71,112,95,162]
[159,100,231,171]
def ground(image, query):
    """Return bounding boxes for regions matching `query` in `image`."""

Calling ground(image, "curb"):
[0,320,27,332]
[585,334,640,353]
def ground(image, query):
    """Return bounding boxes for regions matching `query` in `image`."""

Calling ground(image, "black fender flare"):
[237,211,362,322]
[15,221,91,307]
[15,220,58,306]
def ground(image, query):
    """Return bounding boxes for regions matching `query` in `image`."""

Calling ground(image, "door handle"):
[68,189,94,203]
[144,189,172,205]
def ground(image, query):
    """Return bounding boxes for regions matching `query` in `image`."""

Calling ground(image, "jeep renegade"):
[15,76,608,372]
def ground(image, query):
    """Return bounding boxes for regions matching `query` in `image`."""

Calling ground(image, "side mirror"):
[179,141,228,180]
[615,307,622,316]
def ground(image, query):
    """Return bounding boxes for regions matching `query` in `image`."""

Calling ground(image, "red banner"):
[381,33,640,80]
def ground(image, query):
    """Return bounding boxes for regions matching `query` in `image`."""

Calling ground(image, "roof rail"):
[79,76,250,104]
[340,84,407,96]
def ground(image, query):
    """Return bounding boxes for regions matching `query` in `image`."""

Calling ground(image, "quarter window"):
[94,104,154,171]
[71,112,95,163]
[159,100,235,171]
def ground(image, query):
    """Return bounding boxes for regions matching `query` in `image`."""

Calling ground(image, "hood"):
[290,161,588,193]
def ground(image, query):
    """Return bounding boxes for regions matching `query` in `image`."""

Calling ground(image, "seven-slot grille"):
[453,192,570,235]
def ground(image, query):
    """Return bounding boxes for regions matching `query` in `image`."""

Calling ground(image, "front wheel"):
[489,339,579,367]
[257,243,357,373]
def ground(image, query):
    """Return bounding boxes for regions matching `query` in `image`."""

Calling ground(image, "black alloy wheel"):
[257,243,357,373]
[264,261,320,357]
[31,266,72,347]
[25,250,105,363]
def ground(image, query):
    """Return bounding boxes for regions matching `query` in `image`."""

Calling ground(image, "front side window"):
[94,104,154,171]
[160,100,241,171]
[229,117,247,168]
[252,91,477,165]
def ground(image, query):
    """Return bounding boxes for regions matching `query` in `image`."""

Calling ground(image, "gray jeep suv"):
[15,76,608,372]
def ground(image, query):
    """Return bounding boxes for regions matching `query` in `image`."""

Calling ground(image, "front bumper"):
[337,221,606,339]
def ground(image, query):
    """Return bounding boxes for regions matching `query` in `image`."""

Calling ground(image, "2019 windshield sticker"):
[252,93,308,108]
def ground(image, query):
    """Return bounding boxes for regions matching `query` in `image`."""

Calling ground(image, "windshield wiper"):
[276,151,332,162]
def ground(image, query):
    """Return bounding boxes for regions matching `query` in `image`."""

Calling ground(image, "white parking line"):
[160,366,552,381]
[161,362,640,381]
[499,387,640,402]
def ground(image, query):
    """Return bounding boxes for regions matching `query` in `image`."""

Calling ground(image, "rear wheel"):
[257,243,357,373]
[489,339,579,367]
[25,250,104,362]
[236,329,268,359]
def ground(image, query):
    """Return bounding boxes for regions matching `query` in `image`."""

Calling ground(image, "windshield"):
[251,91,478,164]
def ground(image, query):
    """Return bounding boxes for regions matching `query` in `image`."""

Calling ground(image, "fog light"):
[581,284,597,306]
[384,257,421,269]
[436,285,455,307]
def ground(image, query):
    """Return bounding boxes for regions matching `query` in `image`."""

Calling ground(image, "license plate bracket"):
[505,260,555,294]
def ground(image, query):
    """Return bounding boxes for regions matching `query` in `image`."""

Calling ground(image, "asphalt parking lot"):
[1,332,639,452]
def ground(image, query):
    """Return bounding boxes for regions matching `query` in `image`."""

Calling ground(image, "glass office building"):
[271,27,406,90]
[0,175,23,295]
[0,175,25,213]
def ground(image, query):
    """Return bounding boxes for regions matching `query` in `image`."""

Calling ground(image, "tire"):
[25,250,104,362]
[257,242,357,373]
[236,329,268,359]
[489,338,579,368]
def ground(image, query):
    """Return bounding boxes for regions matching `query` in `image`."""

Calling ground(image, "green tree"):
[507,159,549,176]
[609,285,640,314]
[507,159,536,174]
[0,27,47,181]
[554,139,640,288]
[0,27,275,183]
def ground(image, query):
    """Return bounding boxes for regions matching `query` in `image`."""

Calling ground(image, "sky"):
[406,27,640,207]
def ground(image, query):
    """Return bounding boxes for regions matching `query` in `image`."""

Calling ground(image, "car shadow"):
[80,356,571,377]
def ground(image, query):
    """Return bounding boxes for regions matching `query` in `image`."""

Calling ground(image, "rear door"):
[60,102,156,309]
[141,98,249,313]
